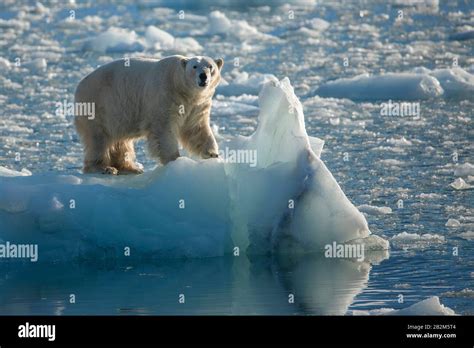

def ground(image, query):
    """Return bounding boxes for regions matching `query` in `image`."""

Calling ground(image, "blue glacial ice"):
[0,78,388,261]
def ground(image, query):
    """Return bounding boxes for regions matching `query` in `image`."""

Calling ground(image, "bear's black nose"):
[199,73,207,81]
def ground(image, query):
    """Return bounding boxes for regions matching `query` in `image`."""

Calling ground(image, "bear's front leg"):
[201,131,219,159]
[147,126,180,165]
[181,121,219,159]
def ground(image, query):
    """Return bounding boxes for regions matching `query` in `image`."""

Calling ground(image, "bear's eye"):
[193,65,197,69]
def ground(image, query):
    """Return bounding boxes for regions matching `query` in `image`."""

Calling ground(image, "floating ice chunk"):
[213,94,259,116]
[0,167,32,177]
[83,15,102,25]
[457,231,474,241]
[430,68,474,100]
[23,58,47,71]
[84,27,145,53]
[350,296,456,315]
[346,235,390,252]
[297,19,330,37]
[0,57,11,70]
[0,78,380,260]
[418,193,443,199]
[379,159,405,167]
[0,18,30,31]
[315,67,474,101]
[392,296,455,315]
[34,2,50,15]
[208,11,232,35]
[394,283,412,289]
[392,0,439,13]
[217,71,278,96]
[445,218,461,227]
[390,232,445,249]
[454,162,474,177]
[206,11,276,41]
[173,37,203,52]
[144,26,202,52]
[387,137,412,146]
[315,72,443,100]
[145,25,175,49]
[441,288,474,298]
[305,18,330,31]
[58,15,102,28]
[358,204,392,215]
[450,178,472,190]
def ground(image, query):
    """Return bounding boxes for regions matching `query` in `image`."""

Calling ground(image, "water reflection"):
[0,251,388,315]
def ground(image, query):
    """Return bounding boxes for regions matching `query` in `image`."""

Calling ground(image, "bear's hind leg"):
[80,128,116,175]
[110,139,144,174]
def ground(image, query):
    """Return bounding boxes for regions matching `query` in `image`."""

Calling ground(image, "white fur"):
[74,55,224,174]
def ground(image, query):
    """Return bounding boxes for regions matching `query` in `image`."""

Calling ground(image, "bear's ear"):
[181,58,188,69]
[214,58,224,70]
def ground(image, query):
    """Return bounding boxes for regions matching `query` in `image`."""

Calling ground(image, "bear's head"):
[181,56,224,92]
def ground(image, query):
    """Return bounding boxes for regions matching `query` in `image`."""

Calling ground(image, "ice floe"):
[206,11,277,41]
[0,78,387,261]
[315,67,474,101]
[456,231,474,241]
[453,163,474,177]
[83,26,202,53]
[357,204,393,215]
[441,288,474,298]
[83,27,145,53]
[217,70,279,96]
[445,218,461,227]
[390,232,445,249]
[450,178,472,190]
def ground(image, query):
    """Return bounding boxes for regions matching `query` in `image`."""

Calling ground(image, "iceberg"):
[0,78,387,261]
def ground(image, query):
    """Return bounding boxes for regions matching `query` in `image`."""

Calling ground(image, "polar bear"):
[74,55,224,174]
